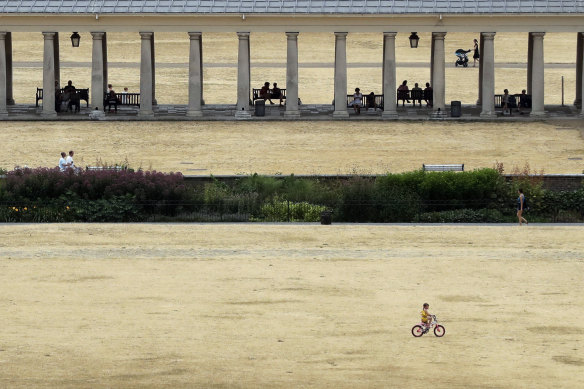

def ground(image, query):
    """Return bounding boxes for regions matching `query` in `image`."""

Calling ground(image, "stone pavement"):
[2,102,582,121]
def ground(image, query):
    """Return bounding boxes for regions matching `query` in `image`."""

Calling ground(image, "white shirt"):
[66,155,74,169]
[59,157,67,171]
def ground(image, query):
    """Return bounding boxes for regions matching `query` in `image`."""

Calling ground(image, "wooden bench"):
[494,94,531,109]
[36,87,89,107]
[104,92,141,112]
[252,88,286,104]
[423,164,465,172]
[397,89,429,107]
[346,94,384,111]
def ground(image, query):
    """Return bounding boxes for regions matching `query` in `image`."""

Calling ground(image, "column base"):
[480,111,496,118]
[235,110,251,119]
[332,110,349,119]
[284,110,300,119]
[476,100,482,106]
[138,110,155,118]
[381,111,398,120]
[530,110,546,117]
[0,111,8,117]
[7,98,15,106]
[186,110,203,118]
[41,111,57,118]
[574,99,582,109]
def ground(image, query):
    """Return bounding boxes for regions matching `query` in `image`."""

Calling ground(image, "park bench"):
[346,94,384,111]
[86,166,126,172]
[397,89,429,107]
[104,92,141,112]
[494,94,531,109]
[252,88,287,104]
[36,87,89,107]
[423,164,465,172]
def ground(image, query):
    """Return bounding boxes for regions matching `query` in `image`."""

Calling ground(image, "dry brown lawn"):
[0,224,582,388]
[1,120,583,175]
[9,32,578,105]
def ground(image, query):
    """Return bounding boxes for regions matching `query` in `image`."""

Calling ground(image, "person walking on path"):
[473,39,480,67]
[58,152,68,172]
[517,188,528,226]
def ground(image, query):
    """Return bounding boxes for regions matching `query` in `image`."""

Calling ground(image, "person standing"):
[58,152,68,172]
[66,150,76,171]
[473,38,480,67]
[517,188,528,226]
[351,87,363,114]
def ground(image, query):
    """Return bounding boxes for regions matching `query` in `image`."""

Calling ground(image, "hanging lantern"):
[70,32,81,47]
[409,32,420,48]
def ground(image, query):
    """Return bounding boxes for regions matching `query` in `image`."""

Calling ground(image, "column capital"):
[432,32,447,39]
[42,32,57,39]
[530,32,546,38]
[580,32,584,38]
[90,31,105,39]
[139,32,154,39]
[334,32,348,38]
[237,32,250,39]
[286,32,299,38]
[383,32,397,38]
[481,32,496,39]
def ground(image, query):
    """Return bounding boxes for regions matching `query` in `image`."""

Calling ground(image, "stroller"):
[455,49,471,67]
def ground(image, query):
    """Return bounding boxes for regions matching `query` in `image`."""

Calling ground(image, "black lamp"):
[409,32,419,48]
[70,32,81,47]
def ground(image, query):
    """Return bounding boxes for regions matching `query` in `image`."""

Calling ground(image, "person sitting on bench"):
[104,84,118,113]
[366,92,378,111]
[517,89,531,115]
[397,80,410,106]
[271,82,283,106]
[260,82,274,104]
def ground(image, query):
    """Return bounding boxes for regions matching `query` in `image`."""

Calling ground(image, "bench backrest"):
[37,88,89,100]
[423,164,465,172]
[104,92,141,105]
[346,94,384,109]
[494,94,531,108]
[252,88,287,99]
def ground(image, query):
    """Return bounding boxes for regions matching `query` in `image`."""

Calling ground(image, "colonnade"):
[0,31,583,118]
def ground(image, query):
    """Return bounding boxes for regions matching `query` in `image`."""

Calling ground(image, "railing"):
[105,92,141,106]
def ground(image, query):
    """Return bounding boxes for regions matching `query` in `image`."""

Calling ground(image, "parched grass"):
[0,224,582,388]
[1,120,583,175]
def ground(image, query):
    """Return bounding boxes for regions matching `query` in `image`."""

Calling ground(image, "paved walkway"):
[3,102,582,121]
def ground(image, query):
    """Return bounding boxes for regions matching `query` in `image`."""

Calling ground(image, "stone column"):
[102,32,108,97]
[54,32,60,89]
[284,32,300,118]
[139,32,154,117]
[333,32,349,118]
[200,34,204,105]
[151,33,157,105]
[477,34,484,106]
[430,36,435,89]
[235,32,251,118]
[480,32,496,117]
[187,32,203,117]
[91,32,105,111]
[431,32,446,114]
[42,32,57,117]
[531,32,545,116]
[382,32,398,119]
[6,32,13,105]
[0,32,7,116]
[527,33,533,95]
[575,32,583,108]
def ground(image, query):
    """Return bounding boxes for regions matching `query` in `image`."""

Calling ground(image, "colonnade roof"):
[1,0,583,15]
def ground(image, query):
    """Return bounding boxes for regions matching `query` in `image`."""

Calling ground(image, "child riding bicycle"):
[421,303,433,329]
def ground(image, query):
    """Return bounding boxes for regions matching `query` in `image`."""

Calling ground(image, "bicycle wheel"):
[434,325,445,337]
[411,325,424,337]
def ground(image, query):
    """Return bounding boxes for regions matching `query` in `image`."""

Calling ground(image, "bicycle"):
[411,315,445,337]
